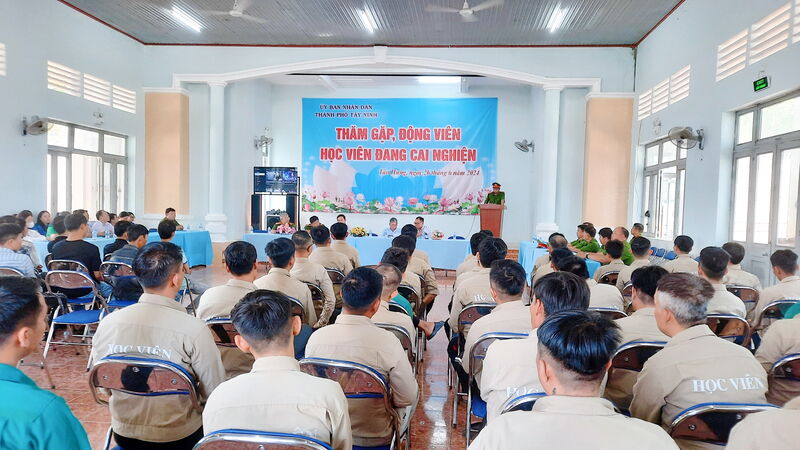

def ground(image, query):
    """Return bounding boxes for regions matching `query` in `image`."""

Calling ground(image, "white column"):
[205,81,228,242]
[535,85,563,237]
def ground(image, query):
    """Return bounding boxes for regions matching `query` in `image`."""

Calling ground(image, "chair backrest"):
[706,314,751,346]
[47,259,90,273]
[500,392,547,415]
[396,283,420,310]
[448,235,465,240]
[387,300,406,314]
[286,296,306,323]
[469,332,527,377]
[44,253,54,267]
[375,323,414,366]
[726,285,759,316]
[195,429,333,450]
[665,251,677,260]
[754,299,800,329]
[669,402,778,445]
[654,248,666,258]
[0,267,24,276]
[325,268,346,285]
[611,341,667,372]
[771,353,800,380]
[88,355,201,413]
[45,269,99,298]
[206,317,239,348]
[621,282,633,303]
[588,307,627,320]
[100,261,135,283]
[457,303,496,336]
[599,271,620,286]
[305,283,325,318]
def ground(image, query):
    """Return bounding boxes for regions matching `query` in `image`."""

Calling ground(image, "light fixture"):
[546,6,567,33]
[172,6,202,33]
[357,9,378,34]
[417,76,462,84]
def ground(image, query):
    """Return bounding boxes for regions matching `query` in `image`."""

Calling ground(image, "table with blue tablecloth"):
[243,233,471,270]
[34,230,214,268]
[518,240,601,280]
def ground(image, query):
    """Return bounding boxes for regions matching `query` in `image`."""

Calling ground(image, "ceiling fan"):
[425,0,504,22]
[200,0,266,24]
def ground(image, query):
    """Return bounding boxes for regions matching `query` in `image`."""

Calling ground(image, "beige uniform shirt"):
[202,356,352,450]
[755,316,800,406]
[291,257,336,327]
[309,246,353,275]
[456,255,479,279]
[305,314,418,446]
[755,275,800,320]
[662,253,698,274]
[401,271,422,299]
[90,294,226,442]
[469,396,678,450]
[532,253,550,273]
[587,279,626,311]
[449,268,495,334]
[454,265,482,291]
[461,300,532,382]
[196,279,258,378]
[594,258,627,282]
[726,396,800,450]
[372,300,417,352]
[707,283,746,317]
[255,268,317,326]
[331,239,360,268]
[406,256,439,296]
[631,325,768,450]
[531,264,554,285]
[723,264,762,290]
[616,258,651,291]
[605,308,669,411]
[412,249,429,265]
[479,332,541,422]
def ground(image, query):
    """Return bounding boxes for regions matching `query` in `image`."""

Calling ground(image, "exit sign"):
[754,76,770,92]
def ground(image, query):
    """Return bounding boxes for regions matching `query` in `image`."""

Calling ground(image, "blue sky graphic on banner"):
[302,98,497,215]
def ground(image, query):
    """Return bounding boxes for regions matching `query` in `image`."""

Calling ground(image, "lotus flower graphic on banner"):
[301,98,497,215]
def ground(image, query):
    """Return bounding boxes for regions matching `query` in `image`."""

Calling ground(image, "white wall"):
[632,0,800,251]
[0,0,145,215]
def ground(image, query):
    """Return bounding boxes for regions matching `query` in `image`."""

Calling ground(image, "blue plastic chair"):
[196,429,333,449]
[665,250,677,261]
[448,235,466,240]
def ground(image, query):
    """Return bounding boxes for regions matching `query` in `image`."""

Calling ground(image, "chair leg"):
[447,360,453,388]
[466,390,472,442]
[40,351,55,389]
[451,374,459,428]
[103,426,113,450]
[42,318,58,360]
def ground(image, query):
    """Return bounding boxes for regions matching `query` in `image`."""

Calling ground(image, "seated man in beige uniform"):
[753,249,800,322]
[605,265,670,412]
[662,235,698,274]
[697,246,746,317]
[449,237,508,336]
[472,310,678,450]
[91,242,226,450]
[456,231,491,278]
[726,396,800,450]
[630,273,768,450]
[391,234,438,313]
[329,222,360,269]
[381,246,422,299]
[306,267,418,448]
[196,241,259,378]
[372,264,417,353]
[202,290,352,449]
[480,272,590,422]
[532,244,570,285]
[378,252,443,338]
[593,239,628,282]
[308,225,354,275]
[401,224,430,264]
[755,312,800,405]
[255,237,317,326]
[461,260,532,386]
[721,242,762,290]
[616,236,652,291]
[557,256,626,312]
[532,232,567,274]
[290,231,336,327]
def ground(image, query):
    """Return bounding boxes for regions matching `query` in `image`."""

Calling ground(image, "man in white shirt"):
[721,242,762,290]
[0,223,36,278]
[697,246,747,318]
[90,210,114,237]
[380,217,401,238]
[662,235,698,274]
[413,216,431,239]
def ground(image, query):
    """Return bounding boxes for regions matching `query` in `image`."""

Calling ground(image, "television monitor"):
[254,167,298,195]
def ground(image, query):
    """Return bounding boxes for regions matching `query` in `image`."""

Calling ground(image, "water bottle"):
[91,228,97,239]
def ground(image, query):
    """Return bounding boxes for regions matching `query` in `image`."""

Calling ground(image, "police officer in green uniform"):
[485,182,505,205]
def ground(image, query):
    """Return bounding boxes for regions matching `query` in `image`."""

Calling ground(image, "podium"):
[479,204,504,238]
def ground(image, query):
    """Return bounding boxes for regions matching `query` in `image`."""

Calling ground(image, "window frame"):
[641,137,687,240]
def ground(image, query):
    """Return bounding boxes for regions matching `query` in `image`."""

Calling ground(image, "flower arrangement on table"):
[273,223,296,234]
[431,230,445,240]
[350,226,367,237]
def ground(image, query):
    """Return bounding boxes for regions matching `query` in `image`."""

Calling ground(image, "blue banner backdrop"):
[301,98,497,215]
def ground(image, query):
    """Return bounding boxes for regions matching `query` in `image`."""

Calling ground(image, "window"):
[47,61,81,97]
[45,62,137,113]
[642,138,688,240]
[637,66,692,120]
[83,74,111,106]
[112,85,137,113]
[0,42,6,76]
[46,121,127,213]
[731,91,800,249]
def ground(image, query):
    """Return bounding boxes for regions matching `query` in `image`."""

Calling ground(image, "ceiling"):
[60,0,684,47]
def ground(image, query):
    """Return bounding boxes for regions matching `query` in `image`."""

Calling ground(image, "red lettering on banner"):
[375,148,407,161]
[335,126,368,140]
[410,149,429,161]
[319,147,343,160]
[398,126,431,143]
[432,148,477,162]
[346,146,373,161]
[433,126,462,141]
[370,126,396,143]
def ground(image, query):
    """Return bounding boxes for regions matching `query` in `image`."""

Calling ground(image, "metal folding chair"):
[726,285,759,319]
[46,260,95,307]
[88,355,202,450]
[450,303,496,428]
[706,314,751,346]
[177,276,198,316]
[651,248,666,264]
[387,300,407,314]
[771,353,800,380]
[752,299,800,331]
[206,316,239,348]
[611,341,667,372]
[669,402,778,446]
[465,332,527,446]
[0,267,24,276]
[621,282,633,311]
[375,322,416,373]
[500,392,547,415]
[195,429,333,450]
[588,306,627,320]
[47,259,90,273]
[326,268,346,308]
[305,282,325,319]
[287,296,306,324]
[599,271,621,286]
[397,284,421,316]
[299,357,412,450]
[100,261,139,309]
[665,251,677,261]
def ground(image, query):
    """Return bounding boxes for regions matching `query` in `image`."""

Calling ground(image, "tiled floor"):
[20,264,469,449]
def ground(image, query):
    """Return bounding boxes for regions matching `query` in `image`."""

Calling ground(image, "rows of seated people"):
[0,216,799,450]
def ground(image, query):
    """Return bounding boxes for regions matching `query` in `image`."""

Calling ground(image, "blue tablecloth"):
[243,233,470,270]
[518,241,600,280]
[34,230,213,268]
